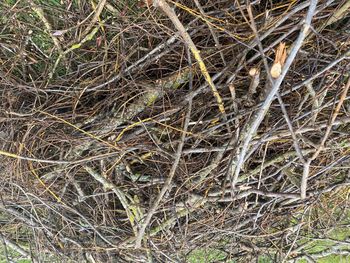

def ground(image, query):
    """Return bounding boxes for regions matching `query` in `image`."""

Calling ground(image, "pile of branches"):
[0,0,349,262]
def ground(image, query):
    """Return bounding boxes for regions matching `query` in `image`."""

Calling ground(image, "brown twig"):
[230,0,318,190]
[134,46,194,248]
[153,0,226,115]
[300,76,350,198]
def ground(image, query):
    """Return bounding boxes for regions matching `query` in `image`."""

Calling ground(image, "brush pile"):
[0,0,349,262]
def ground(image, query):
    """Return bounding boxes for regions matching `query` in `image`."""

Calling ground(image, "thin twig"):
[246,2,306,164]
[79,0,107,42]
[231,0,318,189]
[284,48,350,96]
[134,46,194,248]
[300,76,350,198]
[84,165,141,235]
[153,0,226,115]
[193,0,226,65]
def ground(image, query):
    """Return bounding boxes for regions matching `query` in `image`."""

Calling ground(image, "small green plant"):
[187,248,228,263]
